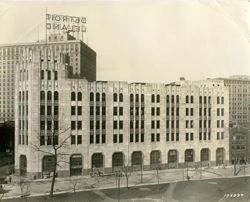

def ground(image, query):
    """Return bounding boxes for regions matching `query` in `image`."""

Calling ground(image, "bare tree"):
[31,124,71,198]
[69,178,79,202]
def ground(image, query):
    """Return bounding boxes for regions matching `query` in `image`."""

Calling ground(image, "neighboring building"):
[229,124,250,164]
[0,121,14,152]
[0,33,96,123]
[15,48,230,179]
[216,75,250,125]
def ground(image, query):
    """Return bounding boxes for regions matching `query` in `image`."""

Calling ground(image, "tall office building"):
[0,33,96,123]
[15,47,229,178]
[217,75,250,125]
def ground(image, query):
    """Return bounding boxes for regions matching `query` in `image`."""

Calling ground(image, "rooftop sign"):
[46,13,87,33]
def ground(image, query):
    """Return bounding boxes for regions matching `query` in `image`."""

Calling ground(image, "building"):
[0,33,96,123]
[15,47,229,179]
[217,75,250,125]
[229,124,250,164]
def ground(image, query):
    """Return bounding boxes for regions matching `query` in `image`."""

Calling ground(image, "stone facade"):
[15,48,230,179]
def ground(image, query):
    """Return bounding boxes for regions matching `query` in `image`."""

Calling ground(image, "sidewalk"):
[1,164,249,200]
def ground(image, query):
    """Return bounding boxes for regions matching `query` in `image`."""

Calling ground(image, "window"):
[40,106,45,115]
[217,120,220,128]
[157,107,160,116]
[151,133,155,142]
[190,108,193,116]
[130,94,134,102]
[217,132,220,140]
[48,70,51,80]
[136,94,139,102]
[41,70,44,80]
[54,71,58,80]
[71,121,76,130]
[151,94,155,103]
[54,91,59,101]
[166,95,169,103]
[47,91,52,101]
[171,95,174,103]
[77,121,82,130]
[102,93,106,102]
[71,135,76,144]
[176,95,179,103]
[166,133,169,141]
[119,134,123,143]
[119,93,123,102]
[190,96,193,103]
[113,93,117,102]
[204,96,207,104]
[156,133,160,141]
[77,106,82,115]
[199,132,202,140]
[113,134,117,143]
[217,108,220,116]
[130,134,133,142]
[96,93,100,102]
[102,121,106,129]
[186,133,189,141]
[141,94,144,102]
[221,108,224,116]
[141,134,144,142]
[113,107,118,116]
[78,92,82,101]
[186,95,189,103]
[190,133,193,141]
[186,108,189,116]
[221,97,224,104]
[157,120,160,129]
[151,120,155,129]
[157,94,160,103]
[47,106,52,115]
[90,92,94,101]
[71,106,76,115]
[221,120,224,128]
[171,133,174,141]
[119,120,123,129]
[113,120,117,129]
[71,92,76,101]
[199,96,202,104]
[217,96,220,104]
[186,120,189,128]
[151,108,155,116]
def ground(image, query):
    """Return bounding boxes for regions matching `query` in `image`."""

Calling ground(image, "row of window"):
[40,91,59,101]
[41,70,58,80]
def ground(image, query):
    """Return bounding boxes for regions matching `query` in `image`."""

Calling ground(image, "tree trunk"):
[50,152,57,198]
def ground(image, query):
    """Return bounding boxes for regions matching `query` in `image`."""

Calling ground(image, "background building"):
[217,75,250,125]
[0,33,96,123]
[15,47,229,178]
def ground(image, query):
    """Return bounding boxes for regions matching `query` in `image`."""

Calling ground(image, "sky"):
[0,0,249,83]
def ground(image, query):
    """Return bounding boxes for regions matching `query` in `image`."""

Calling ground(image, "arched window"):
[70,154,82,176]
[200,148,210,162]
[132,151,143,166]
[90,92,94,102]
[96,93,100,102]
[112,152,124,168]
[113,93,117,102]
[130,94,134,102]
[54,91,59,101]
[77,92,82,101]
[135,94,139,102]
[185,149,194,162]
[157,94,160,103]
[102,93,106,102]
[71,92,76,101]
[150,150,161,167]
[168,150,178,163]
[92,153,104,168]
[47,91,52,101]
[141,94,144,102]
[119,93,123,102]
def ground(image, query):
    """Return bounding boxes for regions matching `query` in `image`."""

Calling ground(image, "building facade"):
[217,76,250,125]
[0,33,96,123]
[15,48,230,179]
